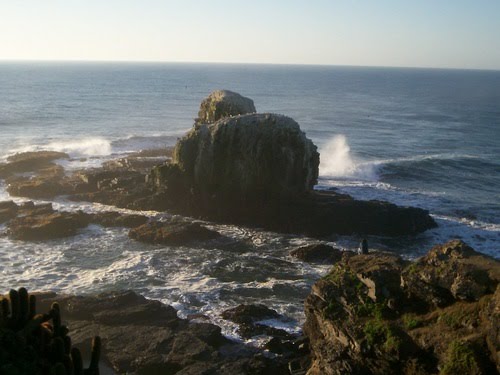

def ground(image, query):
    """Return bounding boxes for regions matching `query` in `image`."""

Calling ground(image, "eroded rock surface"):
[195,90,256,125]
[35,291,292,375]
[159,113,320,200]
[303,240,499,375]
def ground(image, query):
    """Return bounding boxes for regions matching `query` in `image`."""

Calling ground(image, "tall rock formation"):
[149,90,436,237]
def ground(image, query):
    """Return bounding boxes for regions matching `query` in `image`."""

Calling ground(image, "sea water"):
[0,62,499,339]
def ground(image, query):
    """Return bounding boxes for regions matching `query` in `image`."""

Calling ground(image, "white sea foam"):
[319,135,377,180]
[7,137,112,158]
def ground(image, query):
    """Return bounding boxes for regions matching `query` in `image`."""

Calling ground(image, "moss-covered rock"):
[303,240,500,375]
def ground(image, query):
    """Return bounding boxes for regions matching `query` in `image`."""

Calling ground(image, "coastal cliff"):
[303,240,499,375]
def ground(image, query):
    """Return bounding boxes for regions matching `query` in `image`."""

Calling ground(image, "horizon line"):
[1,58,499,73]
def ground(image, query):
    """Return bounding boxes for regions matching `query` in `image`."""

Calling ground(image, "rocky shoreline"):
[1,90,497,374]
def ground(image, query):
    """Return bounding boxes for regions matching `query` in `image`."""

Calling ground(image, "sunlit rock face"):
[173,113,319,200]
[195,89,256,125]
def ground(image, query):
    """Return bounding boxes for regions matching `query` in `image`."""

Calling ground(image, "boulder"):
[129,220,221,246]
[221,304,281,325]
[290,244,343,264]
[195,90,256,125]
[302,240,500,375]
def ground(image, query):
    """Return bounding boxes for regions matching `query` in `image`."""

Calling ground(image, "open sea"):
[0,62,499,340]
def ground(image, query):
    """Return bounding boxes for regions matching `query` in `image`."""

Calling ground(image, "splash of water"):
[319,135,376,180]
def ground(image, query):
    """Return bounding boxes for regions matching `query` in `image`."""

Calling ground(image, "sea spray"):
[319,135,376,180]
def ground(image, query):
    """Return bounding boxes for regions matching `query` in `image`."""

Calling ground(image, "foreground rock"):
[195,89,256,125]
[36,291,293,375]
[129,220,221,245]
[303,240,499,375]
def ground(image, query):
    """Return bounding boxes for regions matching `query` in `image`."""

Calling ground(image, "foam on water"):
[6,137,113,158]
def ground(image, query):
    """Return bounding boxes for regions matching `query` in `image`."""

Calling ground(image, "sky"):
[1,0,499,70]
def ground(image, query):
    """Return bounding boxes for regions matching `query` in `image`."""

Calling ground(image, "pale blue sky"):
[1,0,499,69]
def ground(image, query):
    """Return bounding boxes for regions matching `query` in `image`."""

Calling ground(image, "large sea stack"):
[150,90,436,236]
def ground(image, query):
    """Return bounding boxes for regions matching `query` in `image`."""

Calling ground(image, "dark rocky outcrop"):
[35,291,292,375]
[129,220,221,246]
[303,240,500,375]
[0,151,69,178]
[221,304,281,325]
[290,243,344,264]
[90,211,149,228]
[195,90,256,125]
[7,210,90,241]
[1,201,149,241]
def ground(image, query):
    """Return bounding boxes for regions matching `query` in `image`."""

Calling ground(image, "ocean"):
[0,62,499,340]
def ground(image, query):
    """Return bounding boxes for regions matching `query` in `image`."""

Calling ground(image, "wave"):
[7,137,112,158]
[319,135,377,180]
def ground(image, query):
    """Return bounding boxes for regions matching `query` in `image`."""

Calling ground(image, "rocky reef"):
[303,240,499,375]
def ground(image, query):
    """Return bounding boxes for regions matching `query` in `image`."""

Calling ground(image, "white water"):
[319,135,377,180]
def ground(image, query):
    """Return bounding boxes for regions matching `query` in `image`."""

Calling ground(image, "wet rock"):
[290,243,343,264]
[221,304,281,325]
[303,240,500,375]
[7,177,69,199]
[36,291,290,375]
[129,220,221,245]
[91,211,149,228]
[0,200,18,224]
[7,210,90,240]
[195,90,256,125]
[75,169,145,191]
[0,151,69,178]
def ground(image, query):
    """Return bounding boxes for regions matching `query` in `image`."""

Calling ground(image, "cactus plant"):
[0,287,101,375]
